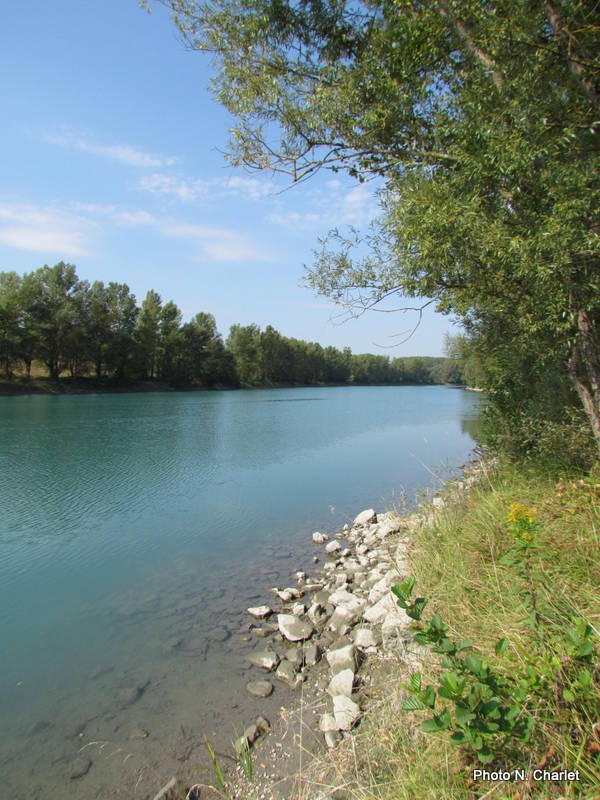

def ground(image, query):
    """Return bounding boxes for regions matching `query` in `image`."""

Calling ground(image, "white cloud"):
[0,200,270,263]
[45,133,178,168]
[0,204,92,257]
[159,221,269,262]
[265,210,322,230]
[138,172,278,202]
[267,180,380,232]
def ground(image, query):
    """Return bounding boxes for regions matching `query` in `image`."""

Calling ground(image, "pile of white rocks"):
[244,505,420,749]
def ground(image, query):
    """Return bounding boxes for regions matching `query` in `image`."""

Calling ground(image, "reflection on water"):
[0,385,482,798]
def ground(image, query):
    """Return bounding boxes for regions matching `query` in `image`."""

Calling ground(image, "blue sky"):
[0,0,456,355]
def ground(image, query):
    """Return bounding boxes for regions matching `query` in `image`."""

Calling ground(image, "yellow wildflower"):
[507,503,536,524]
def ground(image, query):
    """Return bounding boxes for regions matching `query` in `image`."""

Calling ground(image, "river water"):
[0,385,481,798]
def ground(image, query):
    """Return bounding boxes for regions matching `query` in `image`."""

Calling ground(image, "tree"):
[158,299,183,380]
[178,312,234,385]
[105,283,139,380]
[159,0,600,453]
[85,281,112,379]
[21,262,80,380]
[227,323,263,384]
[135,290,162,379]
[0,272,23,379]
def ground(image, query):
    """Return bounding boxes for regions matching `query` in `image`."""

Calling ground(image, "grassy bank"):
[314,459,600,799]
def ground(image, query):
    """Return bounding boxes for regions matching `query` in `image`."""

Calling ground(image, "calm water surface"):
[0,386,481,798]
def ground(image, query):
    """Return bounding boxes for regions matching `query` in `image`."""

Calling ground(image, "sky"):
[0,0,457,356]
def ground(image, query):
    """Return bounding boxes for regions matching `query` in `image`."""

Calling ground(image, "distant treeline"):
[0,263,462,387]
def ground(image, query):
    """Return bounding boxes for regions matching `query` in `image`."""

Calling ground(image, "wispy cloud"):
[45,133,178,168]
[265,210,322,230]
[266,181,380,231]
[0,199,271,263]
[159,221,270,262]
[138,172,278,202]
[0,203,92,257]
[77,202,270,262]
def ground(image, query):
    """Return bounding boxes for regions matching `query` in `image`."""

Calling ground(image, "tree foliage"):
[0,264,455,388]
[157,0,600,455]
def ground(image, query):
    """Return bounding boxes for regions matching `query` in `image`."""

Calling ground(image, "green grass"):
[315,459,600,799]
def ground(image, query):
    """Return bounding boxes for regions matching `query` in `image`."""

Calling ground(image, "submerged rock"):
[118,681,149,709]
[26,720,53,737]
[247,648,280,671]
[246,680,274,698]
[70,757,92,780]
[151,777,183,800]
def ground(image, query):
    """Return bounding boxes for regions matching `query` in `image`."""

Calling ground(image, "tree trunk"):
[567,309,600,453]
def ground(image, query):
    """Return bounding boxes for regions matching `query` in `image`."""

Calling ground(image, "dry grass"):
[295,459,600,800]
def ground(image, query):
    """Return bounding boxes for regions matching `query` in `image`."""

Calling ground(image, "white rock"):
[319,713,338,733]
[278,614,315,642]
[303,582,324,592]
[326,643,357,673]
[307,602,327,626]
[328,605,361,633]
[327,669,354,698]
[312,532,328,543]
[354,509,377,527]
[363,593,401,625]
[247,649,280,671]
[292,602,307,617]
[368,570,400,604]
[351,626,379,650]
[247,605,272,619]
[325,541,341,555]
[333,695,361,730]
[324,730,342,748]
[382,611,408,651]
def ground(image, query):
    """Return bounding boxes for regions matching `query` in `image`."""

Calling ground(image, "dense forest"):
[0,263,459,388]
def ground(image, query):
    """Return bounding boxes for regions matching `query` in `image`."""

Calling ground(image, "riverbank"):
[0,377,465,396]
[164,455,600,800]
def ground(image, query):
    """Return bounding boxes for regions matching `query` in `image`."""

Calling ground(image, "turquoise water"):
[0,386,480,798]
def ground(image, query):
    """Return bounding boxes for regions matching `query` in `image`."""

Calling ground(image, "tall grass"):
[311,459,600,799]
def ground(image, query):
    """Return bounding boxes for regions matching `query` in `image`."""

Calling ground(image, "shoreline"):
[0,379,465,398]
[155,455,489,800]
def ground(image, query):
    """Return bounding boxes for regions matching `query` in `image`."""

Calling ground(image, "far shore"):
[0,378,466,397]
